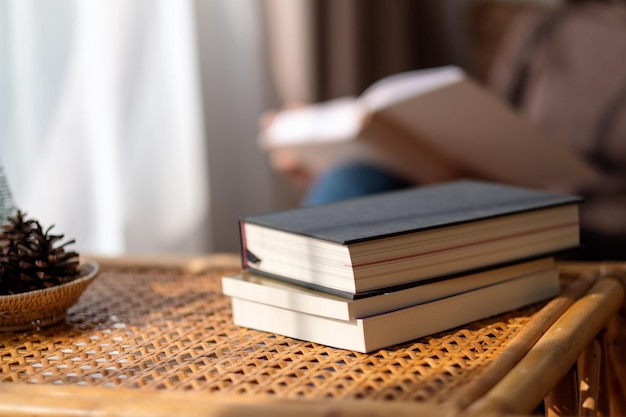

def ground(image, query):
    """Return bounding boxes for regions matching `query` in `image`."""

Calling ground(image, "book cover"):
[222,258,555,320]
[229,266,560,353]
[260,66,601,190]
[240,180,580,295]
[242,180,580,245]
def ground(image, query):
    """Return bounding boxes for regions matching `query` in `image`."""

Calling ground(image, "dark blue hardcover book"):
[240,180,580,297]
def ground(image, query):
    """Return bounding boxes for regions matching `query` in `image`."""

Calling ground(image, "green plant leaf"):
[0,162,16,224]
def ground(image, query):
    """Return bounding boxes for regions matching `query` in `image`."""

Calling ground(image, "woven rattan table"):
[0,254,624,417]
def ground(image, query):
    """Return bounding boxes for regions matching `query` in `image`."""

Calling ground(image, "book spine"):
[238,220,248,269]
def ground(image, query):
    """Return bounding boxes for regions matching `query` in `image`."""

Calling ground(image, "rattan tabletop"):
[0,255,623,417]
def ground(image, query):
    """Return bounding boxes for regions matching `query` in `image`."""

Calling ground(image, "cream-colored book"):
[229,265,560,353]
[222,258,555,321]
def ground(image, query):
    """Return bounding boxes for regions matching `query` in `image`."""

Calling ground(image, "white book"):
[260,65,600,190]
[229,266,560,353]
[222,258,555,321]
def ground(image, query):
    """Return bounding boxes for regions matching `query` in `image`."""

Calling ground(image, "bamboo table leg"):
[544,333,606,417]
[606,295,626,416]
[463,277,625,417]
[545,365,578,417]
[547,313,622,417]
[578,336,603,416]
[450,271,597,413]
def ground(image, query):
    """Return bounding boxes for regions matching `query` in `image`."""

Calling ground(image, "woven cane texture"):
[0,262,558,403]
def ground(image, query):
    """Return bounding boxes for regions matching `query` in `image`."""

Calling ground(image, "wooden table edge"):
[0,383,451,417]
[81,253,242,273]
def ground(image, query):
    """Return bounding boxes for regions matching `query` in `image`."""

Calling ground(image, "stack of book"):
[223,180,581,353]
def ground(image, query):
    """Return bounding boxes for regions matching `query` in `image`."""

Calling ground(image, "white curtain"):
[194,0,290,253]
[0,0,209,255]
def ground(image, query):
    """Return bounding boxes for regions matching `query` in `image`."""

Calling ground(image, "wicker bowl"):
[0,260,99,332]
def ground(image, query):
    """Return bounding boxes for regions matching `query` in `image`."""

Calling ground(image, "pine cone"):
[0,211,80,295]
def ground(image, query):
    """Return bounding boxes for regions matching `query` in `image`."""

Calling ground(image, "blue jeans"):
[303,163,412,206]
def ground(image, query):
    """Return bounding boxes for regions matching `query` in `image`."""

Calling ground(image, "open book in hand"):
[260,66,601,190]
